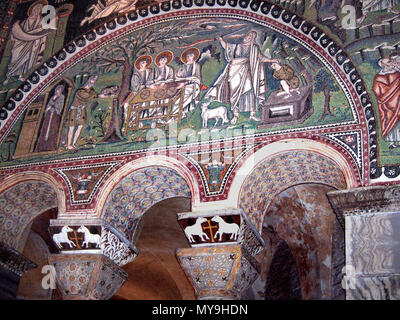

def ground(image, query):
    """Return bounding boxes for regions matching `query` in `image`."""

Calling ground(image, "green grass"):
[0,80,355,168]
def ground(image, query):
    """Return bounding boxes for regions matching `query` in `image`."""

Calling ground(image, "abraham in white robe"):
[205,41,267,114]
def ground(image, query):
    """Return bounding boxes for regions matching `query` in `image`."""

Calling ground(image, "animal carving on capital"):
[77,225,101,248]
[211,215,239,241]
[184,217,210,243]
[52,226,76,249]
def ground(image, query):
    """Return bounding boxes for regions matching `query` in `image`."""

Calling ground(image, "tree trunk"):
[103,60,132,142]
[7,142,13,161]
[103,99,124,142]
[118,60,132,106]
[320,87,332,121]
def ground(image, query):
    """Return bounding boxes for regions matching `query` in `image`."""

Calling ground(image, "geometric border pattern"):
[54,162,119,205]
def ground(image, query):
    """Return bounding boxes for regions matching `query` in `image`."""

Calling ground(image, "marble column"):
[176,209,264,300]
[0,241,37,300]
[327,185,400,300]
[48,219,133,299]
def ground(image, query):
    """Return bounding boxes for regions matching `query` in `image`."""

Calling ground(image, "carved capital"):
[327,185,400,217]
[239,212,265,257]
[101,227,138,267]
[176,245,259,300]
[176,209,264,299]
[0,241,37,277]
[49,219,138,267]
[48,254,127,300]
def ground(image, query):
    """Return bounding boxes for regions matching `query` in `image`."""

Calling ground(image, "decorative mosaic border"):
[180,143,255,196]
[322,130,362,175]
[53,161,120,205]
[0,0,380,184]
[0,129,363,213]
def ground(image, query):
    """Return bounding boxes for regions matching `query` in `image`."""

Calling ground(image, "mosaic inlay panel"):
[102,166,191,242]
[239,150,347,231]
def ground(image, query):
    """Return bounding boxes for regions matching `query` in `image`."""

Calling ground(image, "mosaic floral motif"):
[176,244,258,299]
[239,151,347,231]
[102,166,191,242]
[176,245,242,299]
[49,254,127,300]
[0,181,57,250]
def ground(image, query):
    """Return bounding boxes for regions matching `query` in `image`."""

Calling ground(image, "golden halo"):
[155,50,173,66]
[134,55,152,70]
[181,47,200,64]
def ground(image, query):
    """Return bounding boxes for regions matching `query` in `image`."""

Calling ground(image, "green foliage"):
[314,69,340,93]
[201,57,224,87]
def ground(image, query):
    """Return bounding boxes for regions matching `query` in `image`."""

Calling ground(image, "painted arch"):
[0,1,393,227]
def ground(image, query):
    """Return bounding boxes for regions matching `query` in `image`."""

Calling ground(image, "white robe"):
[205,42,267,113]
[7,15,51,79]
[174,62,202,114]
[154,65,175,83]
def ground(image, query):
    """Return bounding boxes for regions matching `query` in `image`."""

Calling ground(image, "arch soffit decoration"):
[95,155,199,219]
[0,1,374,187]
[100,159,192,242]
[192,138,358,213]
[0,172,62,251]
[0,171,65,212]
[234,139,356,232]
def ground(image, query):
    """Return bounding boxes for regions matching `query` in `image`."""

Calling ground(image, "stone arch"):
[0,171,66,212]
[237,141,351,231]
[0,179,59,251]
[101,165,191,244]
[260,183,341,300]
[210,139,356,225]
[95,155,200,219]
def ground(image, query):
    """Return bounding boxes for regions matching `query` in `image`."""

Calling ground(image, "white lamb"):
[200,101,229,128]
